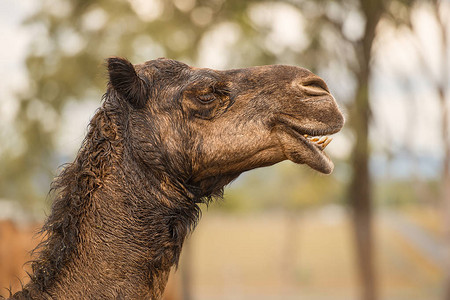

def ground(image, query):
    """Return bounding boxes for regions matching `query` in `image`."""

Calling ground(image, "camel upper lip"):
[274,113,342,137]
[275,113,338,158]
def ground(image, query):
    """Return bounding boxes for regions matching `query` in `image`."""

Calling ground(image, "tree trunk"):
[428,2,450,298]
[438,70,450,300]
[350,75,376,300]
[349,2,384,300]
[443,175,450,300]
[439,41,450,300]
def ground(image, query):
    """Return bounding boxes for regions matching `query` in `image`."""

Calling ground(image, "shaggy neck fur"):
[12,93,201,300]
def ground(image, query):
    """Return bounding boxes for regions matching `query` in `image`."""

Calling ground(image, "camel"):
[6,57,344,299]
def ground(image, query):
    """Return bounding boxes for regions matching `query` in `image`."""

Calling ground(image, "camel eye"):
[197,93,216,104]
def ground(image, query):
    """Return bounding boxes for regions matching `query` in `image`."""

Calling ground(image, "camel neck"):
[18,162,198,300]
[14,106,200,299]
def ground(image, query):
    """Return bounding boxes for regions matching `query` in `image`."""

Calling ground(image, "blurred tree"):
[285,1,385,298]
[401,0,450,298]
[285,1,421,299]
[347,2,384,299]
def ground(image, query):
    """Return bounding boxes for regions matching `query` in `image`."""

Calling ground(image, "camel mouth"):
[284,127,335,174]
[274,115,341,174]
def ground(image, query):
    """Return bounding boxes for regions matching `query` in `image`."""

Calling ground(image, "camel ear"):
[107,57,148,108]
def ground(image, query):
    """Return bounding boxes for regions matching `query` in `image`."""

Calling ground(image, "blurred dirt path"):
[381,210,446,269]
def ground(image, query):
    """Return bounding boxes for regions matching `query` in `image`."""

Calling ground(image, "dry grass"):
[177,206,444,300]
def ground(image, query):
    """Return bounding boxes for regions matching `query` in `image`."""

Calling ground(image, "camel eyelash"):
[212,83,231,96]
[195,83,231,104]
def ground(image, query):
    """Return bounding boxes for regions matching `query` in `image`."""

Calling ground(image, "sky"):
[0,0,448,180]
[0,0,35,126]
[370,2,450,178]
[0,0,38,158]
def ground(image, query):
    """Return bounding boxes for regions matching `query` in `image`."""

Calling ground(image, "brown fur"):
[6,58,343,299]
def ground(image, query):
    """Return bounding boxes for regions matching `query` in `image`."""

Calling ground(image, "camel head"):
[107,57,344,197]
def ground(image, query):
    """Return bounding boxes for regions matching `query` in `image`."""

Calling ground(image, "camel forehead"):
[135,58,314,86]
[142,58,189,70]
[133,58,188,79]
[136,59,220,86]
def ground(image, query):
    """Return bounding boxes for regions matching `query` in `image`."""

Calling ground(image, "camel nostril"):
[302,78,330,96]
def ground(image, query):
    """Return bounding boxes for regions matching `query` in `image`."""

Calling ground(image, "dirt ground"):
[0,220,40,297]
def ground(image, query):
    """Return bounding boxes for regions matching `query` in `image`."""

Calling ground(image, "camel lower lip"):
[276,126,334,174]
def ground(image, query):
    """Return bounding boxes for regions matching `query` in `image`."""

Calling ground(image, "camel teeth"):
[321,137,332,149]
[304,134,309,138]
[317,136,328,144]
[310,137,319,142]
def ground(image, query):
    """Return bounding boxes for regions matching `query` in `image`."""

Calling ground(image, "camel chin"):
[275,126,334,174]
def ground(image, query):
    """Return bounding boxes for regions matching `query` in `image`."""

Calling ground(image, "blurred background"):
[0,0,449,299]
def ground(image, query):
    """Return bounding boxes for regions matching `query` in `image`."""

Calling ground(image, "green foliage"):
[375,179,440,207]
[215,161,346,213]
[1,0,423,214]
